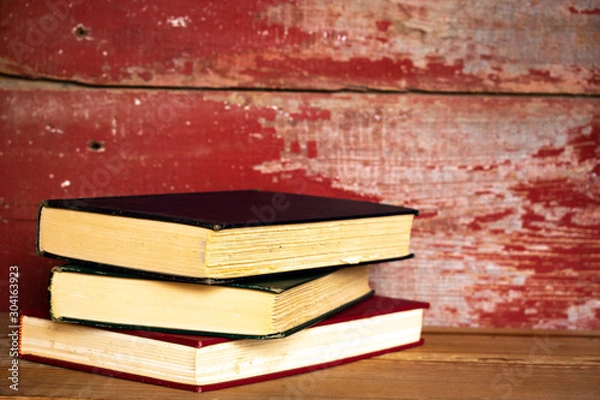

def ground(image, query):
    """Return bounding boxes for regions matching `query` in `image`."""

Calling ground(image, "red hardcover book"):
[19,296,429,392]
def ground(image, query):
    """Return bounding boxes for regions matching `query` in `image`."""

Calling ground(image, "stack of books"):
[19,190,428,392]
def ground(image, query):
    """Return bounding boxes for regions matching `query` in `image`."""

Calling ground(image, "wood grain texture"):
[1,317,598,399]
[0,0,599,93]
[1,78,598,329]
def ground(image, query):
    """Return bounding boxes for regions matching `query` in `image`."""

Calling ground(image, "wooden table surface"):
[1,323,598,400]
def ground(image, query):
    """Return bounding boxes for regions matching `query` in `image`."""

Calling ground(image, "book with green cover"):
[48,264,374,339]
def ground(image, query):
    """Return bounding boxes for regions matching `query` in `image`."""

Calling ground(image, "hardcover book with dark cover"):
[37,190,418,279]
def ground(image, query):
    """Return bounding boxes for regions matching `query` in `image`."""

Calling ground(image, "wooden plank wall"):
[1,1,599,329]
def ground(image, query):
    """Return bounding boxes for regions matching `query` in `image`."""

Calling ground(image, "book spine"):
[35,203,46,256]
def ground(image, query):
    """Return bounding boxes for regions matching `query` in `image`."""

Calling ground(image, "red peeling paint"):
[567,123,600,163]
[417,209,439,219]
[469,272,600,329]
[512,179,598,209]
[370,36,390,44]
[137,71,153,82]
[306,140,318,159]
[532,147,565,158]
[587,70,600,87]
[248,56,484,91]
[442,306,459,316]
[290,140,302,153]
[470,163,505,172]
[467,209,513,230]
[503,244,527,253]
[568,6,600,14]
[376,20,392,32]
[182,61,194,76]
[526,69,564,84]
[424,59,464,77]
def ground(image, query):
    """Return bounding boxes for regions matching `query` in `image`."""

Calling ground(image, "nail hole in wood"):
[74,25,91,40]
[88,140,105,152]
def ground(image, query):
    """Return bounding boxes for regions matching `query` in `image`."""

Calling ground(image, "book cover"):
[36,190,418,279]
[19,296,429,392]
[39,190,419,230]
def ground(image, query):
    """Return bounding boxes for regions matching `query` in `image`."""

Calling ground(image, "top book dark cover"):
[38,190,418,279]
[43,190,419,230]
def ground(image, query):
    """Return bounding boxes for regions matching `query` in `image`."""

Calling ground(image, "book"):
[19,295,429,392]
[48,264,373,338]
[37,190,418,279]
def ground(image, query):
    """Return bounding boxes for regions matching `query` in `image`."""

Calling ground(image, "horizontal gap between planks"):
[2,72,599,99]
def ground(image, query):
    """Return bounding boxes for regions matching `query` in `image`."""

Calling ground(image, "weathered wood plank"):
[0,0,598,93]
[1,78,598,329]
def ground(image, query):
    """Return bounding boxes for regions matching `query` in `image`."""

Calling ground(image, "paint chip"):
[167,16,190,28]
[134,98,142,105]
[61,180,71,188]
[45,125,64,134]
